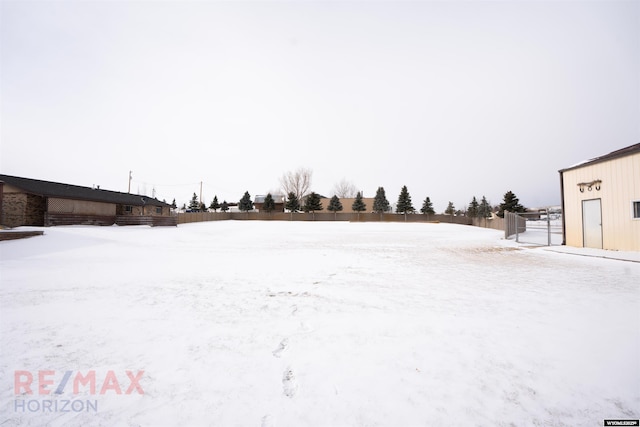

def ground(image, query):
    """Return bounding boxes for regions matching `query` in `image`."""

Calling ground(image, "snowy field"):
[1,221,638,427]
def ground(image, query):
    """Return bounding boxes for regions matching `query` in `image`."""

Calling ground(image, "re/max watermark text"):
[13,370,144,413]
[14,370,144,395]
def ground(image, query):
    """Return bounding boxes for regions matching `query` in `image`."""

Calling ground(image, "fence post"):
[504,212,509,239]
[547,208,551,246]
[505,211,514,240]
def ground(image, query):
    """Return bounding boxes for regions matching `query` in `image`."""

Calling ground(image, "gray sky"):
[1,0,638,212]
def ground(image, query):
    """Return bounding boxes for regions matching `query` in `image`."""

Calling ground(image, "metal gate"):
[505,209,563,246]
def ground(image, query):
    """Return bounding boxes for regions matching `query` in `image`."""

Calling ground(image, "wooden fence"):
[0,230,45,241]
[178,211,505,231]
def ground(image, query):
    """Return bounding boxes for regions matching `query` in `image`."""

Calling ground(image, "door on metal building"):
[582,199,602,249]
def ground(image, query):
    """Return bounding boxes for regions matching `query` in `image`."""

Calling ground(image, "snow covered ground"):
[1,221,638,426]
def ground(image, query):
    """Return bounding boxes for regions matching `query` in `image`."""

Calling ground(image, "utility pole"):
[128,171,132,193]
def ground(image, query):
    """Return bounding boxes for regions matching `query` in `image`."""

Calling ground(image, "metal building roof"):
[559,143,640,173]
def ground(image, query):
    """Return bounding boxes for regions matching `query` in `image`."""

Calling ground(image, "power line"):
[131,179,202,188]
[129,177,237,201]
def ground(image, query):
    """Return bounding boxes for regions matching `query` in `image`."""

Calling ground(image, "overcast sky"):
[1,0,638,212]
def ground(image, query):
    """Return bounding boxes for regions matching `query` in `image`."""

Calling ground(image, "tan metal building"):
[317,197,377,213]
[559,143,640,251]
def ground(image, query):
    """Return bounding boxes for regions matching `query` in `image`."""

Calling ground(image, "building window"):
[124,205,133,213]
[633,201,640,219]
[156,207,162,214]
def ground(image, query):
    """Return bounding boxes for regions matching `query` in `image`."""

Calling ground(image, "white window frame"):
[632,200,640,220]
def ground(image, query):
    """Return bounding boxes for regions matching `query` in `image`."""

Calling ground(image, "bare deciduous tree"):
[280,168,313,201]
[331,178,358,198]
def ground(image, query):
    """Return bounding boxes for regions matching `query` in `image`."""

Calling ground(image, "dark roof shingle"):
[0,174,170,207]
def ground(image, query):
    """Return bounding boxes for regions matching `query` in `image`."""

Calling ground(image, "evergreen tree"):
[220,200,229,212]
[209,195,220,212]
[239,191,254,212]
[420,196,435,216]
[303,192,323,219]
[396,186,414,220]
[181,203,186,210]
[445,201,455,215]
[497,190,525,218]
[372,187,390,214]
[285,192,300,212]
[468,197,479,218]
[262,193,276,214]
[327,195,343,219]
[188,193,200,211]
[351,191,367,221]
[171,198,177,209]
[478,196,492,218]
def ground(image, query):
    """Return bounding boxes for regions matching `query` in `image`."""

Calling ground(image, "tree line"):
[179,185,526,219]
[176,167,526,218]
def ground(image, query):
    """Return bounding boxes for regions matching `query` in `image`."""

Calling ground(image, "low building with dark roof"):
[0,174,176,227]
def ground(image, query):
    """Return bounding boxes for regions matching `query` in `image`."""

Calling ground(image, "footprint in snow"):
[272,338,288,358]
[282,367,297,398]
[299,321,312,333]
[261,414,274,427]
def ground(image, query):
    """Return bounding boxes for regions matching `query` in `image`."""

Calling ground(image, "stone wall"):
[0,182,4,224]
[1,193,46,227]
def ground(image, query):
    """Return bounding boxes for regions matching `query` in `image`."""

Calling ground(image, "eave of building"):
[558,143,640,174]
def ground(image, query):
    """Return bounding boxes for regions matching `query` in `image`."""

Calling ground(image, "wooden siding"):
[48,197,115,216]
[117,205,171,216]
[44,213,177,226]
[45,213,116,226]
[116,215,177,226]
[0,230,44,241]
